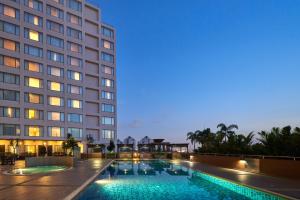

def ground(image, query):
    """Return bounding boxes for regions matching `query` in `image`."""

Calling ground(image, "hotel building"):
[0,0,117,155]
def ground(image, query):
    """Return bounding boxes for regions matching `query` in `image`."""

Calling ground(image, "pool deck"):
[0,159,111,200]
[179,160,300,200]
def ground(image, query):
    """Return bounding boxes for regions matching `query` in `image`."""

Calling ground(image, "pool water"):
[77,160,284,200]
[10,165,67,175]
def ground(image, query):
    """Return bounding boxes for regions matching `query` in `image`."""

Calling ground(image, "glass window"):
[67,70,82,81]
[47,112,64,121]
[67,84,82,95]
[67,99,82,109]
[68,0,82,12]
[24,12,43,27]
[101,26,114,38]
[25,77,43,88]
[67,27,82,40]
[48,127,64,137]
[0,72,19,85]
[102,78,114,88]
[47,66,64,77]
[101,91,114,100]
[0,55,20,68]
[24,44,43,58]
[0,107,20,118]
[0,38,20,52]
[67,42,82,53]
[102,129,115,139]
[47,81,64,92]
[25,126,43,137]
[46,5,64,19]
[46,20,64,34]
[67,13,82,26]
[24,28,43,42]
[67,127,82,138]
[24,0,43,12]
[102,40,114,50]
[52,0,64,5]
[0,4,20,19]
[47,35,64,49]
[24,109,43,120]
[24,60,43,73]
[102,117,115,125]
[24,92,43,104]
[0,124,20,136]
[102,65,114,75]
[67,56,82,67]
[102,104,115,113]
[48,96,64,106]
[101,52,114,63]
[47,51,64,63]
[0,89,19,101]
[67,113,82,123]
[0,20,20,35]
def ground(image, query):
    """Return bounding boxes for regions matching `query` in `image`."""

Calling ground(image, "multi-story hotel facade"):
[0,0,117,156]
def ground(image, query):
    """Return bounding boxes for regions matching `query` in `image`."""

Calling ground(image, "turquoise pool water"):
[10,165,67,175]
[77,160,284,200]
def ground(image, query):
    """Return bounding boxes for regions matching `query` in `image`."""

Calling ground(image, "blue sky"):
[92,0,300,143]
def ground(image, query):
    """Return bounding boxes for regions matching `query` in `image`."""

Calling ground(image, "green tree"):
[217,123,238,143]
[186,131,198,151]
[107,140,115,152]
[62,134,78,156]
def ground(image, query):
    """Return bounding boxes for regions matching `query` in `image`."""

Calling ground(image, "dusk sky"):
[92,0,300,143]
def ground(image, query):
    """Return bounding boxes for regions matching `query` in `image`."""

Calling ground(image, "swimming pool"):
[76,160,285,200]
[8,165,68,175]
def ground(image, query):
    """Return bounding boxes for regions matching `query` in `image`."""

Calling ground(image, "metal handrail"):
[192,153,300,160]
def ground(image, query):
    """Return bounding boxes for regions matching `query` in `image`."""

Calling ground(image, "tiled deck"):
[180,161,300,199]
[0,159,111,200]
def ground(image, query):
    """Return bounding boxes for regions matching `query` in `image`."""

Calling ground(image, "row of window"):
[0,124,115,139]
[0,89,115,103]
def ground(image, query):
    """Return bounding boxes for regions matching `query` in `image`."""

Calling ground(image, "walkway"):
[180,161,300,199]
[0,159,111,200]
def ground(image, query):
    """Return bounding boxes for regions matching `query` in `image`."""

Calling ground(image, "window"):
[67,99,82,109]
[0,20,19,35]
[0,38,20,52]
[46,5,63,19]
[24,60,43,73]
[67,128,82,138]
[67,42,82,53]
[67,113,82,123]
[48,96,64,106]
[24,0,43,12]
[24,12,43,27]
[67,85,82,95]
[102,78,114,88]
[67,13,82,26]
[24,44,43,58]
[47,51,64,63]
[67,70,82,81]
[67,56,82,67]
[25,126,43,137]
[0,89,19,101]
[47,35,64,49]
[24,109,43,120]
[53,0,64,5]
[24,93,43,104]
[0,4,19,19]
[0,55,20,68]
[101,91,114,100]
[24,28,43,42]
[25,77,43,88]
[102,117,115,125]
[0,107,20,118]
[102,40,114,50]
[102,104,115,113]
[0,124,20,136]
[101,26,114,38]
[0,72,19,85]
[46,20,64,34]
[47,112,64,121]
[47,66,64,77]
[67,27,82,40]
[101,52,114,63]
[48,127,64,137]
[68,0,82,12]
[102,130,115,139]
[102,65,114,75]
[48,81,64,92]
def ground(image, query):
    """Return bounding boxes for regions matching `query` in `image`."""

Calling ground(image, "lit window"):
[28,109,35,119]
[48,112,64,121]
[25,109,43,120]
[102,40,113,50]
[25,61,42,72]
[29,30,39,41]
[68,99,82,109]
[48,66,63,77]
[26,77,42,88]
[48,96,63,106]
[25,93,42,104]
[102,79,114,88]
[26,126,42,137]
[3,40,16,51]
[33,16,39,25]
[48,81,63,92]
[3,6,16,18]
[102,65,114,75]
[1,56,20,68]
[48,127,64,137]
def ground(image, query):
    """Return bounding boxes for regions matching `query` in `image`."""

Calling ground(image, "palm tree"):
[186,131,197,151]
[217,123,238,143]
